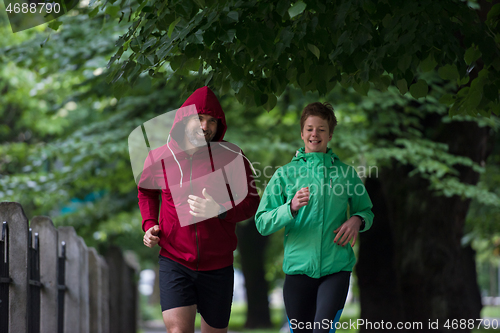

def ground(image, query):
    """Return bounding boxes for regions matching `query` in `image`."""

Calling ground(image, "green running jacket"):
[255,147,374,278]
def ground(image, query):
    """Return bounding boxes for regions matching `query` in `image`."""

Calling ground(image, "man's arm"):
[137,161,161,232]
[138,186,161,232]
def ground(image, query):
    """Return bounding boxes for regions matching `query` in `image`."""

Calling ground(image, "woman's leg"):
[314,271,351,333]
[283,274,320,333]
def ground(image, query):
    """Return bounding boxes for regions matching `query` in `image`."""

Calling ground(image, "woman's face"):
[301,115,332,153]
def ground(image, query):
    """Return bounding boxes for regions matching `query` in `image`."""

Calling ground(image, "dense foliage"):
[90,0,500,117]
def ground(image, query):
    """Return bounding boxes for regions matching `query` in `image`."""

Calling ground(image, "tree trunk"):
[236,218,273,328]
[357,116,491,332]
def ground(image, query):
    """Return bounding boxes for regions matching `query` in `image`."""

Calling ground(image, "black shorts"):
[158,255,234,329]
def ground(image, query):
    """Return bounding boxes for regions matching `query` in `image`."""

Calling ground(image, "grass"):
[482,306,500,319]
[140,300,500,333]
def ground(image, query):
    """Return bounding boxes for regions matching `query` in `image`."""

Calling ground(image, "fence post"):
[57,240,66,333]
[31,216,58,333]
[105,246,139,333]
[77,237,90,333]
[124,252,139,333]
[0,202,29,333]
[58,227,81,333]
[0,221,10,333]
[100,255,110,333]
[28,228,41,333]
[89,247,108,333]
[105,246,121,333]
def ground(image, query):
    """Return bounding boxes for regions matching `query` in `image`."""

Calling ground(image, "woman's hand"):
[291,187,310,213]
[333,216,362,247]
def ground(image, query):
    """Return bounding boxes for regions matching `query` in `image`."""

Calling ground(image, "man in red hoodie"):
[138,86,259,333]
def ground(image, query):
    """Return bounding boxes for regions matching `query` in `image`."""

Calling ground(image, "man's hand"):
[188,188,221,218]
[143,225,160,248]
[290,187,310,213]
[333,216,362,247]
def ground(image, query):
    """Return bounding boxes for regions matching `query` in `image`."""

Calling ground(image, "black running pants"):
[283,271,351,333]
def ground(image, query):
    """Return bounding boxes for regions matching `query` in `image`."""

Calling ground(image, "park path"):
[140,320,240,333]
[140,320,165,333]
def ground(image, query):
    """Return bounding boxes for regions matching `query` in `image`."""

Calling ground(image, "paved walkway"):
[140,320,240,333]
[140,320,166,333]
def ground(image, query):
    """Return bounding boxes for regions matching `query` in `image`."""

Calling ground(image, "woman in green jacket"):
[255,102,374,333]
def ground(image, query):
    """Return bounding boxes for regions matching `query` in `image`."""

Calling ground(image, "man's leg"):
[159,256,198,333]
[196,265,234,333]
[162,305,197,333]
[200,316,228,333]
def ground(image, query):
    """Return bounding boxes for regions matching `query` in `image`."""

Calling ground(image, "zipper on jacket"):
[320,158,326,275]
[189,156,200,271]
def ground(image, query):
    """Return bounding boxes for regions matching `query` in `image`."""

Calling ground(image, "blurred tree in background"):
[1,0,500,331]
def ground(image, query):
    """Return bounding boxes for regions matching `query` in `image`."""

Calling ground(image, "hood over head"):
[170,86,227,143]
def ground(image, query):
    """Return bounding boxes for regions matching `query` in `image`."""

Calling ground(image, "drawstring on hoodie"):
[167,134,184,188]
[166,137,257,187]
[219,143,257,176]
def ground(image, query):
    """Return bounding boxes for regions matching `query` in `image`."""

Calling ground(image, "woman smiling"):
[255,102,374,333]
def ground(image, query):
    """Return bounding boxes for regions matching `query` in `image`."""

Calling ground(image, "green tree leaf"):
[307,44,320,60]
[227,11,239,22]
[353,81,370,96]
[419,54,437,72]
[105,5,121,17]
[464,46,481,65]
[397,79,408,95]
[48,20,63,31]
[168,17,181,39]
[263,94,277,111]
[438,64,460,81]
[88,7,99,18]
[487,3,500,20]
[288,1,307,19]
[398,54,412,72]
[409,79,428,99]
[439,94,456,106]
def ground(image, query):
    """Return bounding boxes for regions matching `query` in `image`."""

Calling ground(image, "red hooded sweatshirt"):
[138,86,259,271]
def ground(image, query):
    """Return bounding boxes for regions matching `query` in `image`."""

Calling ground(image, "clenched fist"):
[143,225,160,248]
[291,187,310,214]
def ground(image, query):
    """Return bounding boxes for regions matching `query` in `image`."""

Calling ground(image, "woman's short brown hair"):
[300,102,337,135]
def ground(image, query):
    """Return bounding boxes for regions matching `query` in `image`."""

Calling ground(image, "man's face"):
[184,113,218,147]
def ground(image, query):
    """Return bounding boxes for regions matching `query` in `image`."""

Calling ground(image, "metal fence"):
[0,202,138,333]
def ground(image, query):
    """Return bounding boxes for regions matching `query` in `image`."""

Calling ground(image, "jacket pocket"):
[160,218,176,239]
